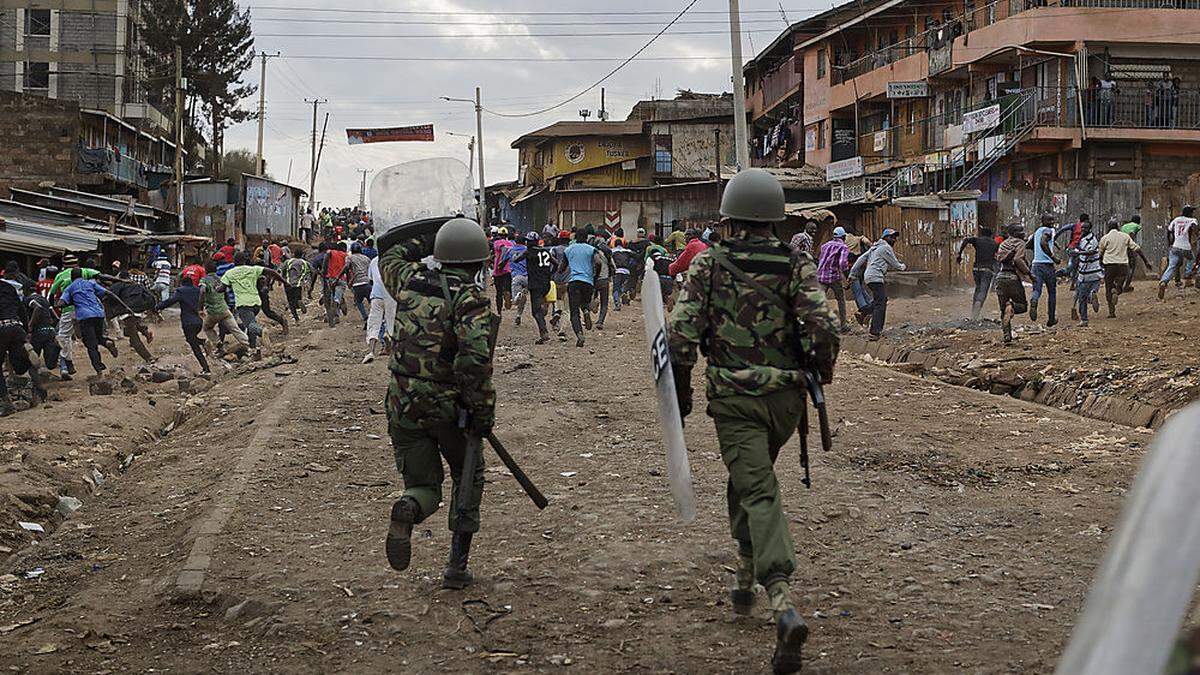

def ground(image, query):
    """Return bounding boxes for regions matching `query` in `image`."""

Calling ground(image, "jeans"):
[866,282,888,336]
[236,306,263,348]
[352,283,372,322]
[566,280,595,336]
[1030,262,1058,321]
[1161,247,1192,284]
[1075,278,1100,322]
[972,269,996,313]
[612,272,629,308]
[850,278,871,311]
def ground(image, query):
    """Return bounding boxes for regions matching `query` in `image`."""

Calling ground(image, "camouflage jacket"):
[667,233,839,400]
[379,245,499,430]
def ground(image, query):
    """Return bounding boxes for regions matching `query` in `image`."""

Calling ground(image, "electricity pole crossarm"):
[255,51,281,177]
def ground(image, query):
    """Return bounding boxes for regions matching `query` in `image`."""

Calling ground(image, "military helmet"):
[720,168,786,223]
[434,218,490,264]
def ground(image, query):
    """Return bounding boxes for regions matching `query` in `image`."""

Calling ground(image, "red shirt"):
[219,245,236,261]
[668,239,709,277]
[180,264,206,284]
[268,244,283,265]
[324,250,348,279]
[1069,221,1084,248]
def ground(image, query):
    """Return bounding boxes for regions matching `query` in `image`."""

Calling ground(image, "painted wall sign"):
[826,156,864,182]
[963,104,1001,134]
[887,81,929,98]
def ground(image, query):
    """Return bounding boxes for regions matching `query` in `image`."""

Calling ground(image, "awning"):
[3,218,118,251]
[0,230,83,257]
[510,185,546,205]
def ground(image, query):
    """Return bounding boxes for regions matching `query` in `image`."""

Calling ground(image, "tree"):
[140,0,256,177]
[219,149,268,192]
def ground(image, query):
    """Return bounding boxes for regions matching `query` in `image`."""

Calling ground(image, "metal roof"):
[511,121,645,148]
[0,228,87,257]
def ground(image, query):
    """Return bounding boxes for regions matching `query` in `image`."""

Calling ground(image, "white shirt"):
[1170,216,1196,251]
[152,259,172,285]
[368,257,393,301]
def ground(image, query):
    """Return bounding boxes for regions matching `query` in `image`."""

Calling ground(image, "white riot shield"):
[642,271,697,523]
[1056,403,1200,675]
[370,158,475,234]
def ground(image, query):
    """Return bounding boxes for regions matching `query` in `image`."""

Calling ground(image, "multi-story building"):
[746,0,1200,278]
[505,92,739,237]
[0,0,165,131]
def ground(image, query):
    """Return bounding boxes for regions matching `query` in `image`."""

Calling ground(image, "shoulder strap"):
[706,247,790,314]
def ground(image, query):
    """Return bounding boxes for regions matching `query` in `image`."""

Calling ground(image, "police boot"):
[730,553,756,616]
[442,532,474,590]
[767,580,808,675]
[385,497,420,572]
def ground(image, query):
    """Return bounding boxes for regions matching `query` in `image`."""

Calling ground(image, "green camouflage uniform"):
[379,244,499,533]
[668,232,838,592]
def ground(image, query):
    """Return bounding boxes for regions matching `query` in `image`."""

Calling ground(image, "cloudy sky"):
[227,0,824,208]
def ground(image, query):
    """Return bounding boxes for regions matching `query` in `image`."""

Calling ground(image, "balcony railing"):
[832,0,1200,87]
[77,144,149,189]
[1034,86,1200,129]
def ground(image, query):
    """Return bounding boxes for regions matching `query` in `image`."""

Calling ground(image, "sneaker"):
[595,323,604,331]
[514,316,521,327]
[104,340,119,358]
[1030,303,1038,322]
[362,352,376,364]
[1159,283,1167,300]
[576,334,585,348]
[1046,318,1059,328]
[1079,320,1089,327]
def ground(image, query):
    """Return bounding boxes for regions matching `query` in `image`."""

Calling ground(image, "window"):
[534,150,544,167]
[817,48,826,79]
[653,135,672,174]
[25,9,50,36]
[817,120,826,149]
[24,62,49,90]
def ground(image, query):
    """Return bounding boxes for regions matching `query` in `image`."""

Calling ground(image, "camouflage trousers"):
[387,417,486,533]
[708,388,804,587]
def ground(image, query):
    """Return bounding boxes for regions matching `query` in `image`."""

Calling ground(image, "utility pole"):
[728,0,751,170]
[475,87,487,228]
[305,98,326,210]
[600,87,607,121]
[255,51,280,176]
[440,92,488,225]
[313,112,330,210]
[357,169,371,211]
[174,45,185,232]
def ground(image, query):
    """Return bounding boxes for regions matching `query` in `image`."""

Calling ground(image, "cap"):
[181,266,204,283]
[63,254,79,265]
[525,231,540,243]
[882,228,899,238]
[558,230,571,238]
[833,226,847,238]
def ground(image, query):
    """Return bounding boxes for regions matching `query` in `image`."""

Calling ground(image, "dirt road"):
[0,297,1150,673]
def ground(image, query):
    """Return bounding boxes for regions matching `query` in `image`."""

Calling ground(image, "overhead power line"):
[277,54,720,63]
[255,29,781,39]
[246,5,814,15]
[249,16,803,26]
[479,0,704,119]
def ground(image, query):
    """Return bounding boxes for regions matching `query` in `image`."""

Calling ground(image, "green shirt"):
[50,267,100,312]
[199,276,230,316]
[219,265,266,308]
[1121,222,1142,239]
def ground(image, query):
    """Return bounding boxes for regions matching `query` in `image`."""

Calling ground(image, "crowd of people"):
[0,210,400,416]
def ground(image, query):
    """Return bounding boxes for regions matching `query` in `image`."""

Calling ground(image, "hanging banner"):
[347,124,435,145]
